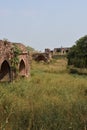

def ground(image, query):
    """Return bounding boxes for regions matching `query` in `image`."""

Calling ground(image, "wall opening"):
[19,60,26,76]
[0,60,11,81]
[35,54,47,62]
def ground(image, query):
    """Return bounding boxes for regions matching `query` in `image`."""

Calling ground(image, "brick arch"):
[35,54,48,62]
[0,60,11,81]
[19,59,26,77]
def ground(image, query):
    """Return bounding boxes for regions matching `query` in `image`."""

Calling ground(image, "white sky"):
[0,0,87,51]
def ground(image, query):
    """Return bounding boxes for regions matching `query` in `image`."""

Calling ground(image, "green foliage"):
[53,54,66,59]
[26,46,35,52]
[11,44,21,70]
[67,35,87,68]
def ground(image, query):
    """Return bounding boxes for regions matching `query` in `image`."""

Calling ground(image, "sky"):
[0,0,87,51]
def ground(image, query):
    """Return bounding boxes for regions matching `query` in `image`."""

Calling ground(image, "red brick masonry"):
[0,40,30,81]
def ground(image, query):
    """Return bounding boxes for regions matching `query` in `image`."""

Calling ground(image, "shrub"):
[67,35,87,68]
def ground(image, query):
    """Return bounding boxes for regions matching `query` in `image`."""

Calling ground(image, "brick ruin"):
[0,40,30,82]
[45,47,70,55]
[53,47,70,54]
[32,52,52,63]
[32,47,70,63]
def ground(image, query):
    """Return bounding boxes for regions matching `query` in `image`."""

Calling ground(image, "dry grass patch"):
[0,59,87,130]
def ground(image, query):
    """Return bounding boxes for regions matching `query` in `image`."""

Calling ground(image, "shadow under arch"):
[19,59,26,77]
[35,54,48,62]
[0,60,11,81]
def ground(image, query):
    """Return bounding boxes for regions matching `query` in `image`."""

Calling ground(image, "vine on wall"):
[11,44,21,71]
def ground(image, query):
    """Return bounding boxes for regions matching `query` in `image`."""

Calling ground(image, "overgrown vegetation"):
[67,35,87,68]
[11,44,21,71]
[0,59,87,130]
[26,46,36,52]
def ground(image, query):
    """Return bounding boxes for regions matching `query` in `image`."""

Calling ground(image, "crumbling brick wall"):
[0,40,30,82]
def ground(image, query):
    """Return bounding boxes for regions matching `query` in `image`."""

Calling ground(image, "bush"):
[67,35,87,68]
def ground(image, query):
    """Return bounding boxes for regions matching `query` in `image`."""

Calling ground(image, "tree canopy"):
[26,46,35,52]
[67,35,87,68]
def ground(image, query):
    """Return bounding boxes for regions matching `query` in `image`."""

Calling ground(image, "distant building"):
[45,48,54,56]
[45,48,51,53]
[54,47,70,55]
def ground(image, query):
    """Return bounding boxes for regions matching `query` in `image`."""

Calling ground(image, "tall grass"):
[0,59,87,130]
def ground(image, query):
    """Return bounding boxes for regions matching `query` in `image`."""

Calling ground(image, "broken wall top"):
[0,40,28,55]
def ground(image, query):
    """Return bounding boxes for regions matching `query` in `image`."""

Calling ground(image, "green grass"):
[0,59,87,130]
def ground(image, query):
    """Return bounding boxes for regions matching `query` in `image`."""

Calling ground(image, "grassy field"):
[0,58,87,130]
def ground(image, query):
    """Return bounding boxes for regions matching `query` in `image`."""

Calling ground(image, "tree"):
[67,35,87,68]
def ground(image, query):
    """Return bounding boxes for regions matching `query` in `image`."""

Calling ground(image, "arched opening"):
[0,60,11,81]
[35,54,47,62]
[19,60,26,76]
[66,50,69,53]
